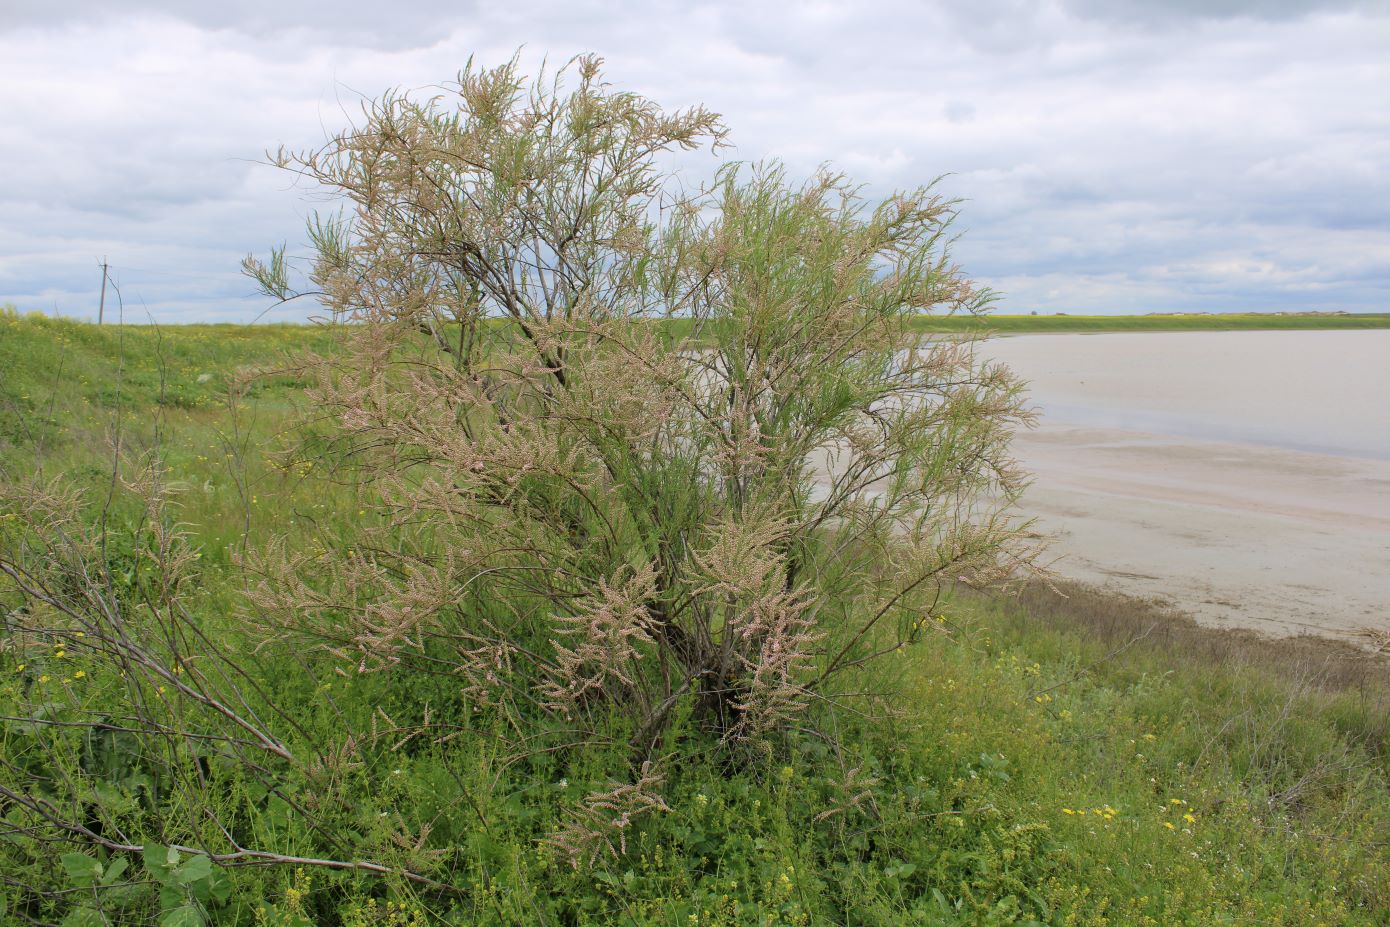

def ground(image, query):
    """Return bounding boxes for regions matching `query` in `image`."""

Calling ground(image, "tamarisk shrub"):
[244,54,1038,840]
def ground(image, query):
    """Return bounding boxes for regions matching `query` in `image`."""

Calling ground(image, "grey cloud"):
[1065,0,1386,24]
[1,1,1387,321]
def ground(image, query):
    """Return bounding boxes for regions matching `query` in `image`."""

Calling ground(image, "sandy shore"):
[1011,422,1390,643]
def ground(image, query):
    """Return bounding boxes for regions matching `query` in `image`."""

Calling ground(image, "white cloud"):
[0,1,1386,321]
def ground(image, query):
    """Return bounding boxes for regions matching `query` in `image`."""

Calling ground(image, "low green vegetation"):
[3,312,1388,925]
[638,312,1390,347]
[909,312,1390,334]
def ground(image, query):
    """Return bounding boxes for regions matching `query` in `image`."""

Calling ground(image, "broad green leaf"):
[160,904,204,927]
[60,907,109,927]
[159,884,185,914]
[174,855,212,886]
[207,871,233,905]
[100,856,129,886]
[59,853,101,888]
[143,844,172,879]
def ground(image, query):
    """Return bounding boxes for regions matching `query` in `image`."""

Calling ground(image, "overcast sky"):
[2,0,1387,322]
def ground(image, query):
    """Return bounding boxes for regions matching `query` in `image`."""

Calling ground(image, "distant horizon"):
[8,305,1389,327]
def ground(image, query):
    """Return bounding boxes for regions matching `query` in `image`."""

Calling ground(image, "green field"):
[913,312,1390,333]
[3,311,1389,925]
[651,312,1390,344]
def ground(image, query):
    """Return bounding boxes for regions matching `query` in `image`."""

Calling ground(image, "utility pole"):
[97,259,109,324]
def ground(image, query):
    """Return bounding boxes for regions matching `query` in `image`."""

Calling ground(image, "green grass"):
[2,311,1388,925]
[658,312,1390,343]
[909,312,1390,333]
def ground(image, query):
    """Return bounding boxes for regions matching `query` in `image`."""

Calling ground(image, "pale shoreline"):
[1011,422,1390,644]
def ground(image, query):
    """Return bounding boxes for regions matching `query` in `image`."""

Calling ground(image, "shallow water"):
[982,330,1390,460]
[974,330,1390,640]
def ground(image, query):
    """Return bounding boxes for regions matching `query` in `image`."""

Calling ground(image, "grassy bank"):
[11,307,1390,351]
[910,312,1390,334]
[3,313,1388,925]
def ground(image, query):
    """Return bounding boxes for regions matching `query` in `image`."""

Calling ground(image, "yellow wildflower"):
[74,670,86,679]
